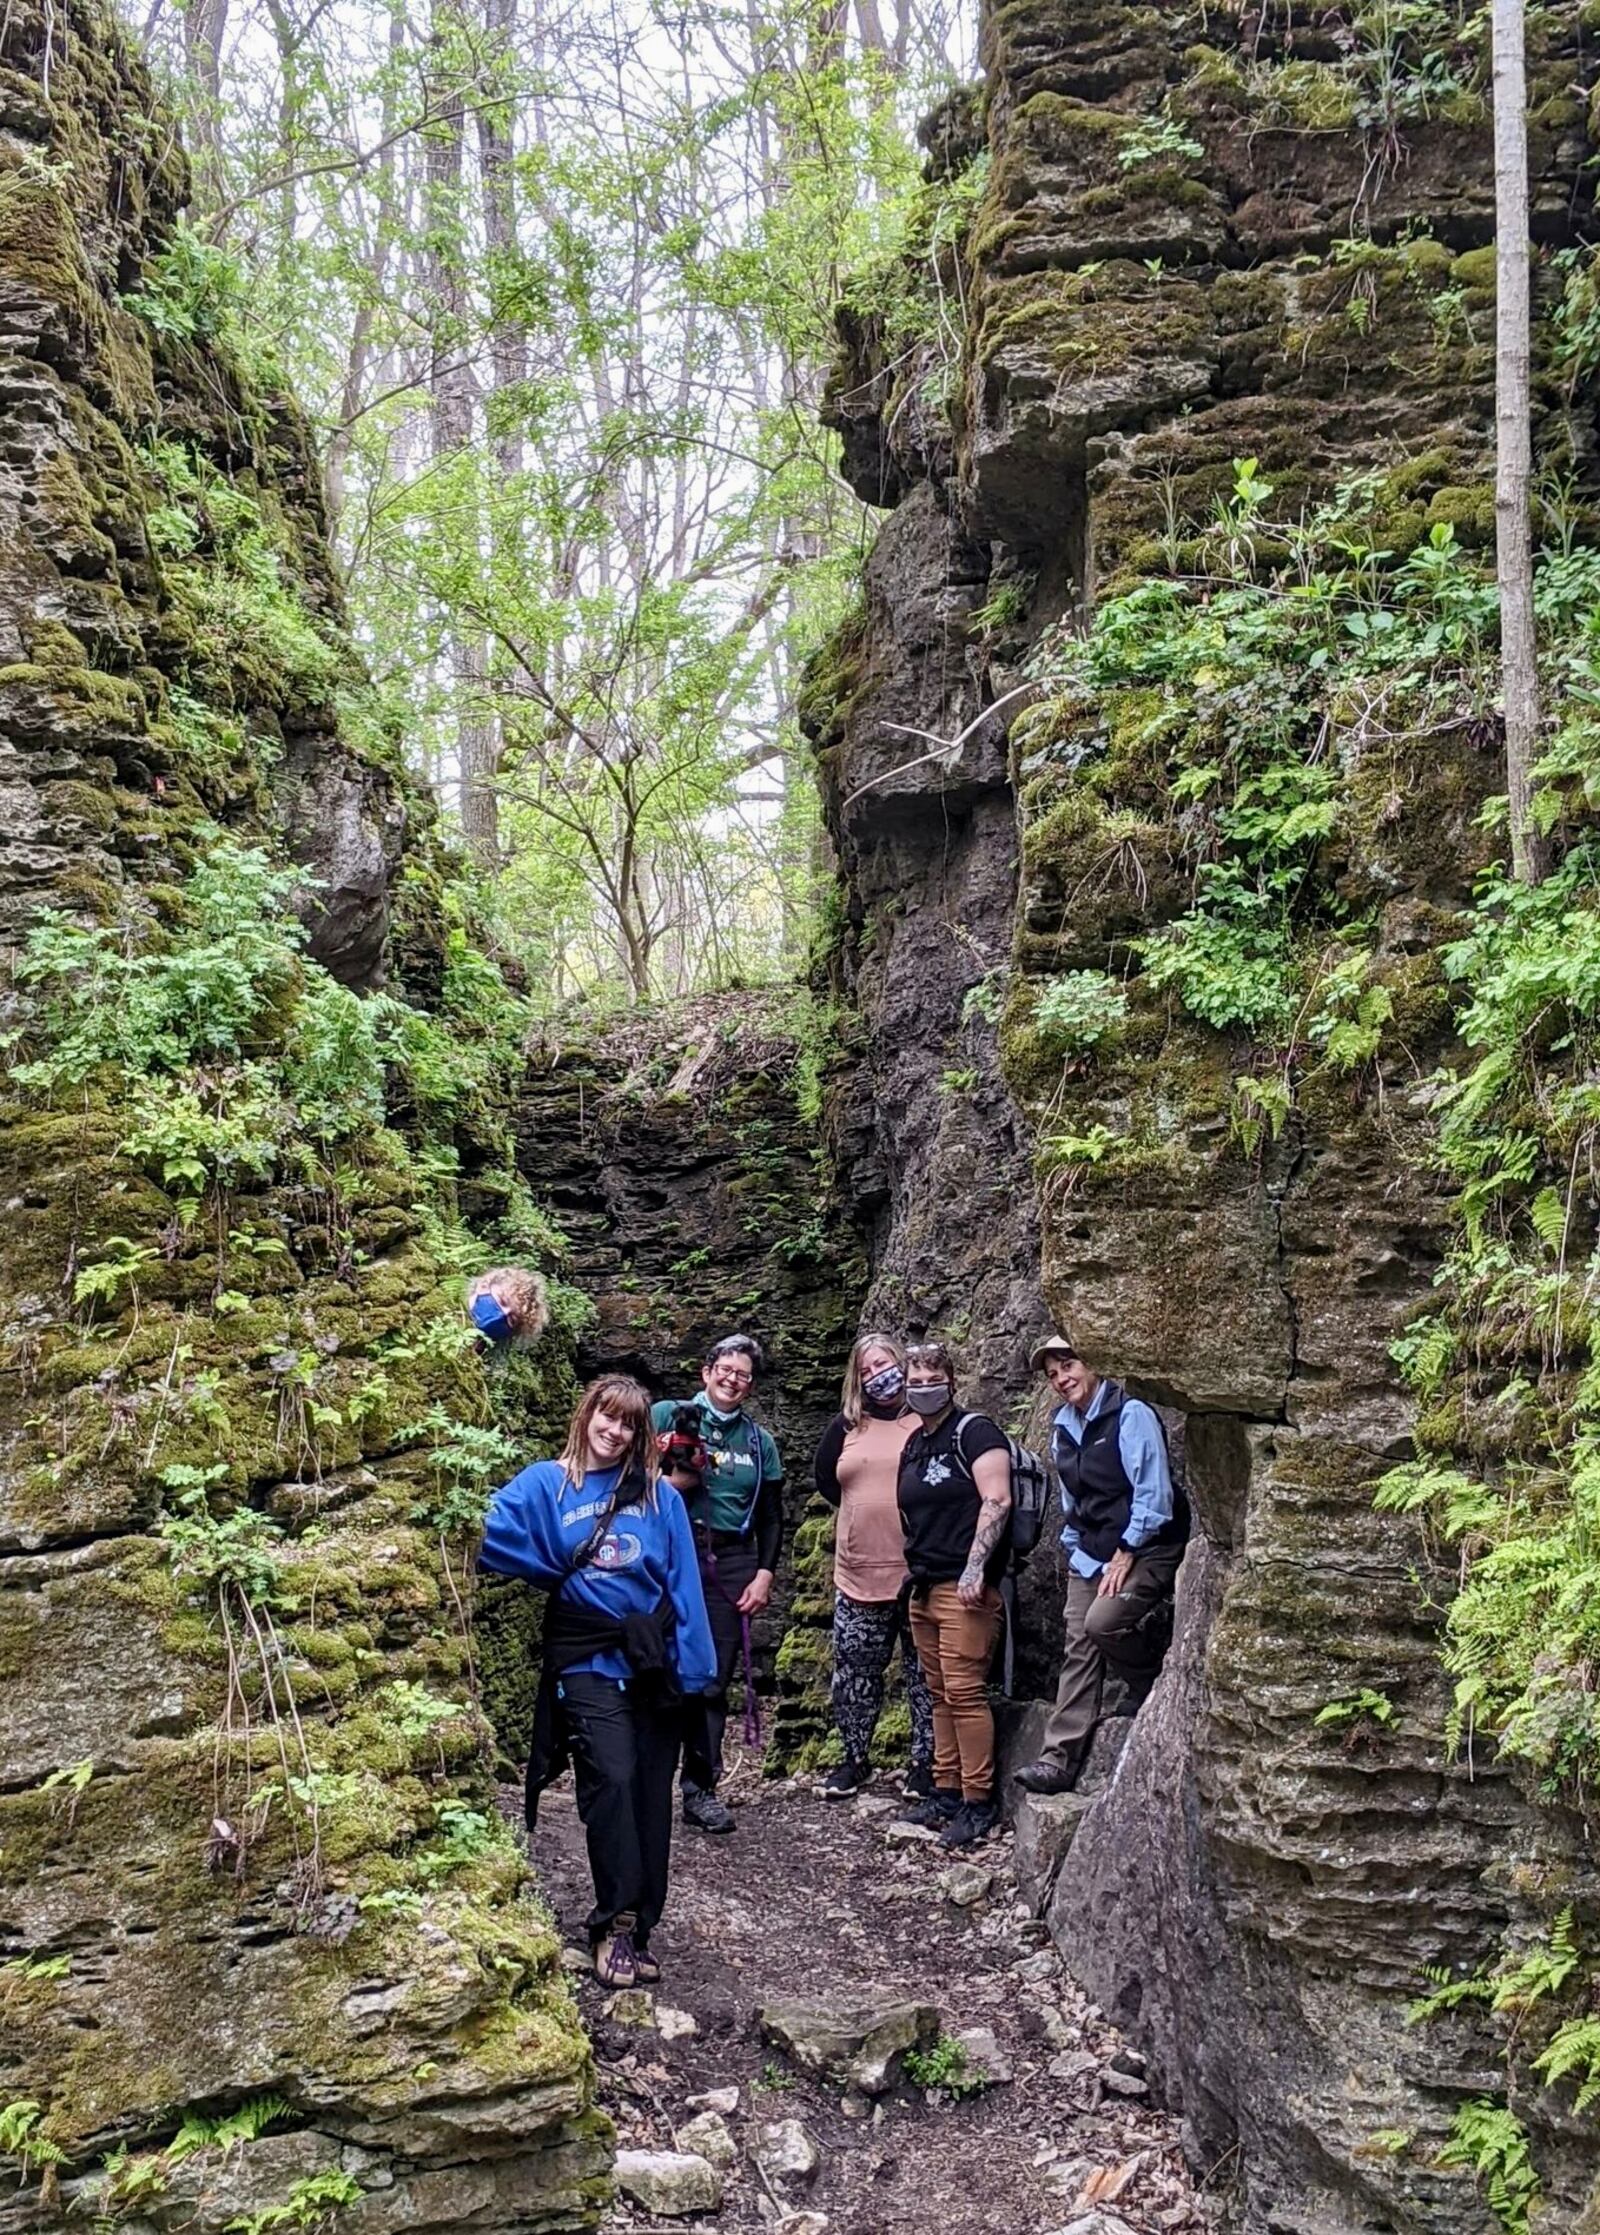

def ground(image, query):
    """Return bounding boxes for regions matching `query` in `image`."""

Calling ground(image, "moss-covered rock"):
[0,2,605,2225]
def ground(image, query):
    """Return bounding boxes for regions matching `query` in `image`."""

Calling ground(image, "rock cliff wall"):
[807,0,1600,2227]
[0,5,604,2226]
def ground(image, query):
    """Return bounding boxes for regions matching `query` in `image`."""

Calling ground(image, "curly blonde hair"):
[465,1265,550,1346]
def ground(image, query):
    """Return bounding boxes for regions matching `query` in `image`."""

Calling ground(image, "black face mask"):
[862,1364,905,1408]
[905,1380,950,1416]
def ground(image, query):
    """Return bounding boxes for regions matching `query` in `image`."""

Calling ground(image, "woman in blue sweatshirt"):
[480,1374,716,1987]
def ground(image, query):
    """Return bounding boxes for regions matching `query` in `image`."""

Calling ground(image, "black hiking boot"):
[821,1759,870,1800]
[1014,1757,1082,1796]
[896,1787,960,1829]
[682,1787,735,1834]
[939,1797,1000,1849]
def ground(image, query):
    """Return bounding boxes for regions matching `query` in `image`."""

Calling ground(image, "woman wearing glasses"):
[895,1339,1013,1849]
[650,1334,785,1834]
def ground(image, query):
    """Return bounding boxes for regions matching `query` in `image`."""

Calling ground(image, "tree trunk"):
[1492,0,1547,884]
[424,2,499,867]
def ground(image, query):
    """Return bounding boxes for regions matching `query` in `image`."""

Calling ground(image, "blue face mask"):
[470,1292,514,1344]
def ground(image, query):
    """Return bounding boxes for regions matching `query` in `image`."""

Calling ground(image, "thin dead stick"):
[841,680,1044,807]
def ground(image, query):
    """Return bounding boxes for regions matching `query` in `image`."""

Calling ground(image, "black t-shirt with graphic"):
[897,1410,1011,1587]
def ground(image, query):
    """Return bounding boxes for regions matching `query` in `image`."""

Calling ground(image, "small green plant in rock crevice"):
[0,2099,64,2182]
[1314,1688,1400,1743]
[227,2169,363,2235]
[903,2036,985,2098]
[1033,971,1128,1055]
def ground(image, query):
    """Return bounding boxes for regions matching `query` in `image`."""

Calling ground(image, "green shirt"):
[651,1394,783,1537]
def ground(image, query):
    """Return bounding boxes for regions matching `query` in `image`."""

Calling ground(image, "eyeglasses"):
[709,1362,754,1385]
[904,1344,948,1363]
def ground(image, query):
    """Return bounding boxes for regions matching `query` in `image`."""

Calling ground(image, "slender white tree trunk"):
[1492,0,1546,884]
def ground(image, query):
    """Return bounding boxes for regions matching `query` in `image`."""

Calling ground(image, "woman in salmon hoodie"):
[811,1334,934,1800]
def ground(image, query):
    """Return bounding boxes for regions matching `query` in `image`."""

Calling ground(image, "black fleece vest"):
[1054,1382,1187,1564]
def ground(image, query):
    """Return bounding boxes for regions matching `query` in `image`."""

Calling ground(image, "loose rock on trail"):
[511,1745,1205,2233]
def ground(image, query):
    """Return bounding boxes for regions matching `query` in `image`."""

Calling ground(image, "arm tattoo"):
[961,1480,1010,1584]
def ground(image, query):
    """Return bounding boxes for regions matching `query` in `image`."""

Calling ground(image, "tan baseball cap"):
[1028,1333,1080,1371]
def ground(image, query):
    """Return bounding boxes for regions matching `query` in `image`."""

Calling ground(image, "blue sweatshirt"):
[478,1462,717,1692]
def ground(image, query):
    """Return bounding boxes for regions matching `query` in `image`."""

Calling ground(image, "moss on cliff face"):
[0,1,604,2224]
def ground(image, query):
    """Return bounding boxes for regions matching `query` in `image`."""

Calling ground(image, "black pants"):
[681,1536,759,1794]
[559,1671,680,1942]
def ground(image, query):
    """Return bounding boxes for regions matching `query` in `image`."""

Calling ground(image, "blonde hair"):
[465,1265,549,1346]
[840,1331,906,1430]
[557,1374,657,1498]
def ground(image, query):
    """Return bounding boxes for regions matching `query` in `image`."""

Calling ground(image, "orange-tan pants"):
[907,1581,1003,1802]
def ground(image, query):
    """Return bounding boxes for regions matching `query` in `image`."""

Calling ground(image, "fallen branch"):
[841,680,1044,808]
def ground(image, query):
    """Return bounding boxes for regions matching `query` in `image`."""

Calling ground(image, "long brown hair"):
[840,1331,906,1430]
[558,1374,657,1500]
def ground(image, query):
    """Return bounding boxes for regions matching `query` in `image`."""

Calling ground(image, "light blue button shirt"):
[1052,1380,1174,1580]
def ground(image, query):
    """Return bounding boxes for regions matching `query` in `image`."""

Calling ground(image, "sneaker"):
[939,1798,1000,1849]
[902,1761,936,1800]
[681,1787,735,1835]
[896,1788,961,1829]
[593,1913,639,1987]
[821,1759,870,1800]
[632,1944,661,1985]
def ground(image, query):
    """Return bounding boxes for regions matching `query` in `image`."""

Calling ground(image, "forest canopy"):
[124,0,972,1003]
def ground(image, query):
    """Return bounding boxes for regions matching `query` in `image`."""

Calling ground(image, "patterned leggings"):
[831,1589,935,1772]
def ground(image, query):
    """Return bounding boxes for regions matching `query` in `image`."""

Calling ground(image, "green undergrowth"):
[0,832,590,2158]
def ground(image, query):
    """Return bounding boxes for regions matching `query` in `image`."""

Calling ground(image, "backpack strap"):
[954,1413,1013,1473]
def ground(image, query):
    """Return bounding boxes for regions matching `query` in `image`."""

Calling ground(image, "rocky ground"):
[511,1743,1205,2235]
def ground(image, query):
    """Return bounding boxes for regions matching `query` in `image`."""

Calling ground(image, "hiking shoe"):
[939,1798,1000,1849]
[682,1788,735,1834]
[1014,1757,1081,1795]
[821,1759,870,1800]
[902,1760,937,1800]
[632,1944,661,1985]
[896,1788,961,1829]
[593,1914,639,1987]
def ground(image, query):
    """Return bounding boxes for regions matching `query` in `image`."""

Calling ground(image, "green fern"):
[1534,2014,1600,2111]
[1527,1184,1569,1255]
[169,2094,293,2162]
[1436,2099,1540,2233]
[0,2100,64,2177]
[226,2169,361,2235]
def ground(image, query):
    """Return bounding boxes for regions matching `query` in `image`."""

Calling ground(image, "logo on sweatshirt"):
[591,1530,643,1571]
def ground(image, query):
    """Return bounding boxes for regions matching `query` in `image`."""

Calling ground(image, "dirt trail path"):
[521,1743,1204,2234]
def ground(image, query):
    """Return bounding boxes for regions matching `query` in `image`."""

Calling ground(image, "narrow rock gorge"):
[9,0,1600,2231]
